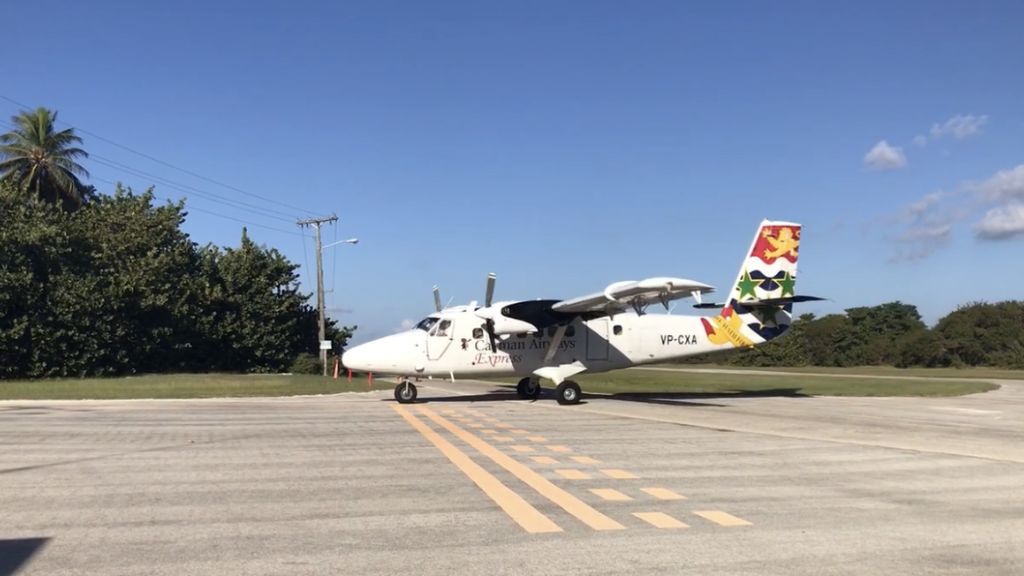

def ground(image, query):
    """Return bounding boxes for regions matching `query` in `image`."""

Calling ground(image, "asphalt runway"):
[2,375,1023,575]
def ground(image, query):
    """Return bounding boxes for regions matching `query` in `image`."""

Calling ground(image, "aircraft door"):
[427,319,454,360]
[585,319,609,361]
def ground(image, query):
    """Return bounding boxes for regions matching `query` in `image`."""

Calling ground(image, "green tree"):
[0,107,93,210]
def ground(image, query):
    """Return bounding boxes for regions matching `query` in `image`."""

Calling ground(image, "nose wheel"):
[516,377,542,399]
[394,380,418,403]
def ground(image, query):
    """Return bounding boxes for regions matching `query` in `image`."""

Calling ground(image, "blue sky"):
[5,1,1024,343]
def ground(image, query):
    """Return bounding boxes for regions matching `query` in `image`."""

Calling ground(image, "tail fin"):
[705,220,803,347]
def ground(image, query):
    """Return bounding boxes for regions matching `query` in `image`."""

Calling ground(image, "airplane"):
[341,219,822,405]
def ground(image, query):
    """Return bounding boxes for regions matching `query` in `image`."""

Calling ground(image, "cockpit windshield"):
[415,317,439,332]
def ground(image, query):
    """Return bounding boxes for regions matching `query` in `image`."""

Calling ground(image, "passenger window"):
[565,325,576,337]
[472,327,484,339]
[613,324,623,336]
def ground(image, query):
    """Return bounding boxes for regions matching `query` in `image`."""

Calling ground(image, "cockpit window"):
[430,319,452,337]
[415,317,439,332]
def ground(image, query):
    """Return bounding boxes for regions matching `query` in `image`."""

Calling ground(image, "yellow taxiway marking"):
[546,445,572,453]
[634,512,689,529]
[590,488,631,501]
[479,429,496,435]
[571,456,600,465]
[694,511,752,527]
[641,487,686,501]
[600,469,638,479]
[510,429,530,435]
[418,406,625,531]
[555,469,591,480]
[391,405,561,534]
[495,423,514,429]
[511,445,535,453]
[527,436,548,443]
[492,436,514,442]
[531,456,558,465]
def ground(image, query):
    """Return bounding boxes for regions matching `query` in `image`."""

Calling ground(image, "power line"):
[89,175,304,237]
[0,93,317,216]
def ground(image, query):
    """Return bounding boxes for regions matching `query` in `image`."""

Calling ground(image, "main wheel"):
[394,382,418,403]
[516,377,530,398]
[555,381,581,405]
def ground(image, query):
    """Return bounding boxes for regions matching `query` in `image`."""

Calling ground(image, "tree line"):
[1,107,351,378]
[692,301,1024,369]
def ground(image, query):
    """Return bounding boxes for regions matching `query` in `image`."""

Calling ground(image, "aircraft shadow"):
[0,538,49,576]
[383,385,807,407]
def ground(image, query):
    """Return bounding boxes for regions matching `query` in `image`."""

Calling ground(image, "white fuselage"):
[341,310,736,380]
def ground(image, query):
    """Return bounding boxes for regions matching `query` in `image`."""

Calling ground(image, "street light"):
[318,237,359,376]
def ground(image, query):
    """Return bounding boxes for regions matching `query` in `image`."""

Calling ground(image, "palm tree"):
[0,107,92,210]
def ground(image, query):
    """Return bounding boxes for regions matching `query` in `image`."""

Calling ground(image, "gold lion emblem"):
[762,227,799,260]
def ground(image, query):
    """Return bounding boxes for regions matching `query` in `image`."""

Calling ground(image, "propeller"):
[482,273,498,352]
[433,285,442,313]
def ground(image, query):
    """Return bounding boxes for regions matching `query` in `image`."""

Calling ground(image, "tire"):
[525,379,542,399]
[555,381,581,405]
[516,377,530,398]
[394,382,418,403]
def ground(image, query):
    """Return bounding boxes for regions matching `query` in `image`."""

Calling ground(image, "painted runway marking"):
[634,512,689,529]
[531,456,558,465]
[546,445,572,453]
[601,469,638,479]
[571,456,600,465]
[555,469,591,480]
[391,405,561,534]
[418,406,625,531]
[590,488,631,501]
[527,436,548,443]
[642,487,686,500]
[493,436,514,442]
[510,429,530,435]
[511,445,535,453]
[694,511,752,527]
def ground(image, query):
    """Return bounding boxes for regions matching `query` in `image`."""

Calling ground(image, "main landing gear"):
[555,381,581,405]
[394,379,418,403]
[516,377,542,400]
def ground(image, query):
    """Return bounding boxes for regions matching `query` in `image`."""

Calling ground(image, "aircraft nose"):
[341,343,373,372]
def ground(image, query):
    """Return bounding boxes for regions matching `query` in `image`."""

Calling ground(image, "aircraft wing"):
[551,277,715,316]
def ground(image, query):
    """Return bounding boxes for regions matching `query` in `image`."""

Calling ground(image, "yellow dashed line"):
[546,445,572,453]
[527,436,548,443]
[694,511,752,527]
[555,469,591,480]
[511,445,535,453]
[642,487,686,501]
[493,436,514,442]
[600,469,638,479]
[480,429,496,435]
[495,423,514,429]
[391,405,561,534]
[417,406,625,531]
[510,429,529,435]
[590,488,631,501]
[571,456,600,465]
[634,512,689,529]
[531,456,558,465]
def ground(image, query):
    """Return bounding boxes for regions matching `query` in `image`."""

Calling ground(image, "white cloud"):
[905,191,946,217]
[929,114,988,140]
[969,164,1024,202]
[393,318,416,333]
[863,140,907,171]
[975,203,1024,240]
[912,134,928,147]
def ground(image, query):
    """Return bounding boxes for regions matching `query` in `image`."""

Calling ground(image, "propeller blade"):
[433,286,442,312]
[486,319,498,352]
[485,273,496,308]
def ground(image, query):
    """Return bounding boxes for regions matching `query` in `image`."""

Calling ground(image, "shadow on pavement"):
[0,538,49,576]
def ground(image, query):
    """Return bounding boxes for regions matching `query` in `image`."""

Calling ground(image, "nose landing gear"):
[394,379,418,403]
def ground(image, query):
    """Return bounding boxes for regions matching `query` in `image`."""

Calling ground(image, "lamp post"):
[318,238,359,376]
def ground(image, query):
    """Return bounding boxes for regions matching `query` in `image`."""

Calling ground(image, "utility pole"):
[297,214,338,376]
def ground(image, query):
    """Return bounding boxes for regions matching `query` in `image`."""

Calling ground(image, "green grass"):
[663,363,1024,380]
[502,368,998,397]
[0,373,381,400]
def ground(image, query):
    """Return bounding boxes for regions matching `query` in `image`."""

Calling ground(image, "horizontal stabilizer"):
[694,295,825,309]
